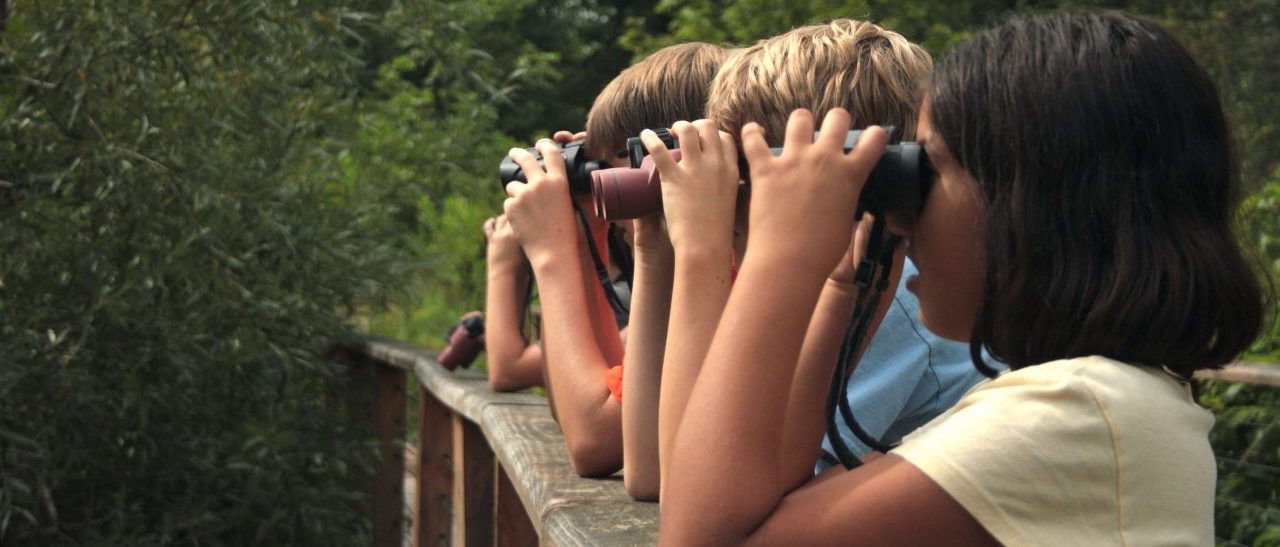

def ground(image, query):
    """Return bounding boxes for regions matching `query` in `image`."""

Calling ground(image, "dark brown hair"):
[929,12,1266,377]
[584,42,728,160]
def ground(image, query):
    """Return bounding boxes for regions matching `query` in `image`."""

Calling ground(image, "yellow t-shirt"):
[892,356,1215,546]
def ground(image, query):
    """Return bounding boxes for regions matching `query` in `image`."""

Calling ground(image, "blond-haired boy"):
[647,19,992,501]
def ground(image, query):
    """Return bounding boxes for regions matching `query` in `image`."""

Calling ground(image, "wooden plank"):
[415,386,455,547]
[495,463,538,547]
[373,364,407,547]
[453,415,495,546]
[542,502,659,547]
[344,338,661,547]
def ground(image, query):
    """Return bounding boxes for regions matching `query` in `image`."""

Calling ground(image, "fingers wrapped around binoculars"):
[817,108,854,151]
[505,180,527,198]
[717,129,736,169]
[535,140,568,180]
[783,108,818,153]
[741,121,771,164]
[848,125,890,175]
[506,141,568,184]
[640,128,679,174]
[552,130,584,144]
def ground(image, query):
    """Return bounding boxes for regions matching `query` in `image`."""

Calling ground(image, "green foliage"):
[2,0,1276,544]
[1200,379,1280,546]
[0,0,518,543]
[1241,172,1280,361]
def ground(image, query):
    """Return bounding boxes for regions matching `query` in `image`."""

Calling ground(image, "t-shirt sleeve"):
[890,367,1121,546]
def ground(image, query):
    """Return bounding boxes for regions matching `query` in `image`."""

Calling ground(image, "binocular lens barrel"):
[591,151,677,221]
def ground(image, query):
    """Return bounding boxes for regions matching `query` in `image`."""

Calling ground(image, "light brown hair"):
[707,19,932,144]
[584,42,729,160]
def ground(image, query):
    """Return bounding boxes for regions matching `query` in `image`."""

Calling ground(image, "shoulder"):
[892,356,1215,545]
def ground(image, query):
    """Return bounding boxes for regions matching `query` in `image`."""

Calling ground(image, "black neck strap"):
[825,215,900,468]
[571,200,631,319]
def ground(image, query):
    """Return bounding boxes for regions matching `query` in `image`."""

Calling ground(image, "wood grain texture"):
[373,364,407,547]
[346,339,660,546]
[416,388,455,547]
[454,415,495,546]
[343,338,1276,547]
[1196,362,1280,387]
[496,464,539,547]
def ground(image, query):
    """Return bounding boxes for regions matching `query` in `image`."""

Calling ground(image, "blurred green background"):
[1,0,1275,544]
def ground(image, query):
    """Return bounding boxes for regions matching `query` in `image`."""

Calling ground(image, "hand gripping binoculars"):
[498,127,933,221]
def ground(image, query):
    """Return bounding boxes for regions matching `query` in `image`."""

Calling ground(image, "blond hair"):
[584,42,729,160]
[707,19,931,144]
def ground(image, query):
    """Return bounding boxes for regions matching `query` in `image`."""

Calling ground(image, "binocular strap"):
[572,202,631,321]
[825,216,901,469]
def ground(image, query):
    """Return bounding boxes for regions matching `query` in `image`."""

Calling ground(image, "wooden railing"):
[333,337,658,547]
[1196,362,1280,387]
[333,335,1278,547]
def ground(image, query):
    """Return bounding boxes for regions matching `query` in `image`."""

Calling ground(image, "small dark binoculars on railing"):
[589,127,933,221]
[437,314,486,371]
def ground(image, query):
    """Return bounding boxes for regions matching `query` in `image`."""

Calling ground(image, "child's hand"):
[741,108,887,278]
[553,130,588,143]
[503,140,580,268]
[827,214,875,286]
[486,215,527,270]
[641,120,739,258]
[632,215,674,267]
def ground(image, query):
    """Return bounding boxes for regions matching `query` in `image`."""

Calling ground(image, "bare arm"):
[621,215,674,501]
[640,121,741,496]
[504,142,622,477]
[779,224,904,489]
[484,215,546,392]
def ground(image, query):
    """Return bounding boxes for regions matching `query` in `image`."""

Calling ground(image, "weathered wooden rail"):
[334,336,658,547]
[334,333,1279,547]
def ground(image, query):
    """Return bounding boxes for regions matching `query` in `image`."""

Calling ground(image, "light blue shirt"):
[817,258,1002,471]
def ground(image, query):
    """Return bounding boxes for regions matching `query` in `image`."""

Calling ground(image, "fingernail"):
[641,129,655,138]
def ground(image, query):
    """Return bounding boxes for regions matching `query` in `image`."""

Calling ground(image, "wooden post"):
[415,386,455,547]
[494,463,538,547]
[453,416,495,546]
[372,363,407,547]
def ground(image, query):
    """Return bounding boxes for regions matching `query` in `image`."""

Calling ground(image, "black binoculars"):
[498,127,932,221]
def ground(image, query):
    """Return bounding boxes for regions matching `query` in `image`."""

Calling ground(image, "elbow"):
[487,368,520,392]
[486,352,533,392]
[624,471,659,502]
[564,436,622,478]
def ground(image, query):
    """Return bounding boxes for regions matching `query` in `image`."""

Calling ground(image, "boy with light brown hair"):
[492,42,728,493]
